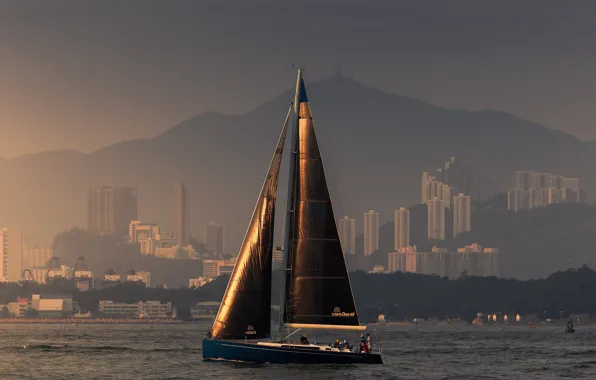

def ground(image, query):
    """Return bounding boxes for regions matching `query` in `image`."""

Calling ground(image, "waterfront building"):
[191,301,220,320]
[337,216,356,255]
[364,210,379,256]
[7,297,29,317]
[98,300,171,319]
[30,294,74,317]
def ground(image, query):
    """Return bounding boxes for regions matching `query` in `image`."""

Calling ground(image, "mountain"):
[0,74,593,259]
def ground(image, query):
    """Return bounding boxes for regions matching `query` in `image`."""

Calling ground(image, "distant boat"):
[202,69,383,365]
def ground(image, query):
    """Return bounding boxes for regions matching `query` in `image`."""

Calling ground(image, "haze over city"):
[4,1,596,378]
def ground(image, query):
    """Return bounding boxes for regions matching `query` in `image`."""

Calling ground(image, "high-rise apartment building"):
[363,210,379,256]
[337,216,356,255]
[88,187,137,236]
[0,229,7,281]
[442,185,453,210]
[453,193,471,237]
[427,198,445,240]
[206,223,224,254]
[174,182,190,246]
[393,208,410,250]
[509,171,581,211]
[422,172,453,209]
[422,172,431,204]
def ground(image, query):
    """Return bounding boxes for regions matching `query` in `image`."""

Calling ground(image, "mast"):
[279,69,303,339]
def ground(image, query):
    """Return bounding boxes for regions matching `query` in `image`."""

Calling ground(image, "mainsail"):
[211,105,292,340]
[283,70,363,330]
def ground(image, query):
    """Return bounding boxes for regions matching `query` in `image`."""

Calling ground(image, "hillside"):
[0,74,592,256]
[350,200,596,279]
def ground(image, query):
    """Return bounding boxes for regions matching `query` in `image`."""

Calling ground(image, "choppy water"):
[0,321,595,379]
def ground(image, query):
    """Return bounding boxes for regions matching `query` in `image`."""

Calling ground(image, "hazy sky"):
[1,0,596,157]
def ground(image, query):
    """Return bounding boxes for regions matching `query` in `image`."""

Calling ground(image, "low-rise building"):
[8,297,30,317]
[99,300,171,319]
[30,294,73,317]
[190,301,220,320]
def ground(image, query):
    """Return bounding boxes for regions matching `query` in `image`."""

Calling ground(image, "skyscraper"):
[393,208,410,250]
[337,216,356,255]
[206,223,224,254]
[453,193,471,237]
[442,185,453,210]
[422,172,431,204]
[174,182,189,246]
[364,210,379,256]
[427,197,445,240]
[0,229,7,281]
[88,186,137,236]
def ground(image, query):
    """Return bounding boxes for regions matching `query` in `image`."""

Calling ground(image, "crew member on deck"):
[300,334,309,344]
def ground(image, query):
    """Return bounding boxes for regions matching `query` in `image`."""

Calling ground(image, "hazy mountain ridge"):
[0,75,592,258]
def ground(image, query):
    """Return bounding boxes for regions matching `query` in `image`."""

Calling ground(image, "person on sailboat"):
[366,333,371,351]
[300,334,309,344]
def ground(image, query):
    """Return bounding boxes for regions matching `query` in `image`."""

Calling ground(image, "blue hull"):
[202,339,383,364]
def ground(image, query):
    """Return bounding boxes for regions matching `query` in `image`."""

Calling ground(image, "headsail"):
[211,105,292,340]
[283,70,363,330]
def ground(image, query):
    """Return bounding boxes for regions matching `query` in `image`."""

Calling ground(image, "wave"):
[0,344,200,353]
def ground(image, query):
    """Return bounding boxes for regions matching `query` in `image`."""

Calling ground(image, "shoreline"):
[0,318,186,324]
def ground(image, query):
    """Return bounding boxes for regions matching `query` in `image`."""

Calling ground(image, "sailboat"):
[202,69,383,365]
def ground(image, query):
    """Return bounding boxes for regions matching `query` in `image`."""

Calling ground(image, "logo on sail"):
[331,306,355,317]
[245,325,257,335]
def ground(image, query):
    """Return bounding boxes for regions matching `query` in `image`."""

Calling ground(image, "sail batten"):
[283,72,361,329]
[211,105,292,340]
